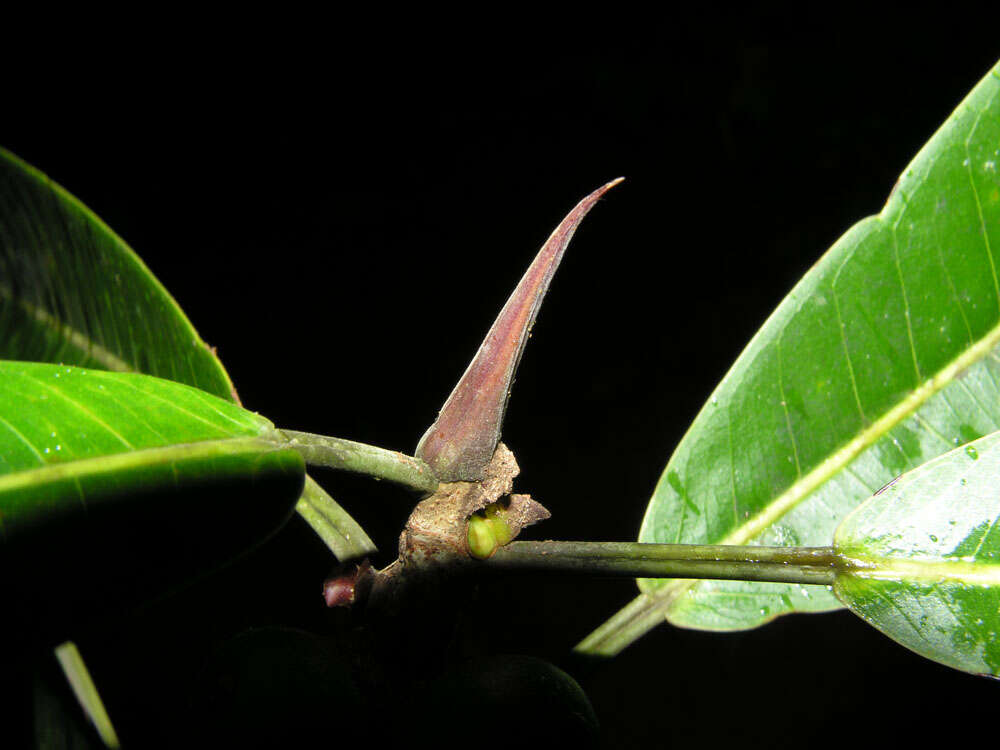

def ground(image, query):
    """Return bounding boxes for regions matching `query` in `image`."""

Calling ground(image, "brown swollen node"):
[399,443,549,566]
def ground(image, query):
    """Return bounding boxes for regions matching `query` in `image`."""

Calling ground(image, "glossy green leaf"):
[0,360,304,632]
[834,430,1000,676]
[581,61,1000,653]
[0,147,373,562]
[0,148,236,402]
[0,360,276,472]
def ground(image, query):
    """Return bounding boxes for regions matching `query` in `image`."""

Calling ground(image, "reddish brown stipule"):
[416,178,624,481]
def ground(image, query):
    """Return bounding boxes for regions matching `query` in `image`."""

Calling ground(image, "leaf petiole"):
[280,429,439,493]
[482,541,839,586]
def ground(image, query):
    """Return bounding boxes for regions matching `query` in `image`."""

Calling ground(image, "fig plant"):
[2,59,999,747]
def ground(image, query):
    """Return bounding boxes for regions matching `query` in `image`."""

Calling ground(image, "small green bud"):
[484,503,514,546]
[467,513,499,559]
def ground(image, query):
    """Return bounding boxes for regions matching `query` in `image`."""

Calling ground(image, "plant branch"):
[280,429,438,493]
[482,541,839,586]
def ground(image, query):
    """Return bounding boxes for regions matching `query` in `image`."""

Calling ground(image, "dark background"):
[5,15,1000,748]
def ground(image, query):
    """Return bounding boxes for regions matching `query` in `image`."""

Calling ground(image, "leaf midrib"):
[0,146,237,400]
[0,437,284,495]
[0,282,133,373]
[839,555,1000,586]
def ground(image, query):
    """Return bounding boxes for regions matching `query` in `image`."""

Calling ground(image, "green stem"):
[280,429,438,494]
[484,541,839,586]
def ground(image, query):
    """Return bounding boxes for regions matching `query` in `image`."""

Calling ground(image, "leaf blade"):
[581,61,1000,653]
[0,361,305,630]
[0,148,236,401]
[833,430,1000,676]
[0,148,373,562]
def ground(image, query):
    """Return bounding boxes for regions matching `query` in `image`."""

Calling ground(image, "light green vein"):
[0,283,134,373]
[98,375,242,437]
[890,222,922,384]
[964,103,1000,318]
[831,282,866,421]
[726,406,738,526]
[80,381,170,443]
[181,385,255,429]
[775,336,802,477]
[910,412,954,447]
[969,512,1000,559]
[0,413,46,464]
[15,370,134,449]
[936,242,975,345]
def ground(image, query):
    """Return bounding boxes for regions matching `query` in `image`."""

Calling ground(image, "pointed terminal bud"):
[416,178,624,482]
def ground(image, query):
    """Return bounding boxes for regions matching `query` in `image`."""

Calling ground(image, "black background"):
[5,14,1000,749]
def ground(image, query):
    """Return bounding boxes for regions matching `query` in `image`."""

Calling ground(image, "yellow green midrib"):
[0,436,288,495]
[837,554,1000,586]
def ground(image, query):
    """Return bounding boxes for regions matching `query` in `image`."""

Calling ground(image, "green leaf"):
[0,360,304,632]
[581,61,1000,653]
[0,148,236,402]
[834,430,1000,677]
[0,147,373,561]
